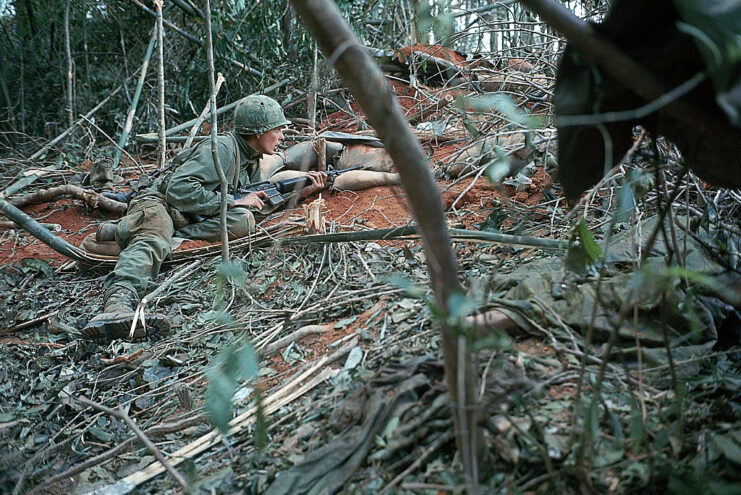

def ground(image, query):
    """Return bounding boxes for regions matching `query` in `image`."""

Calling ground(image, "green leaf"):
[88,426,113,442]
[629,397,644,455]
[565,219,603,274]
[205,343,260,434]
[432,12,454,41]
[463,117,480,139]
[577,219,603,262]
[712,433,741,465]
[199,309,234,326]
[615,181,636,223]
[205,370,236,434]
[609,411,623,443]
[21,258,54,279]
[238,344,258,379]
[218,260,247,285]
[254,388,269,450]
[484,146,511,184]
[383,274,427,299]
[447,291,476,320]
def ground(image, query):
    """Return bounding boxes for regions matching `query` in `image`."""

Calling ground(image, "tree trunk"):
[290,0,484,489]
[114,26,157,170]
[308,41,318,129]
[203,0,230,261]
[155,0,167,170]
[64,0,73,129]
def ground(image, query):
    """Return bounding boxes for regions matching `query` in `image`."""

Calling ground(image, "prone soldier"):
[82,95,326,341]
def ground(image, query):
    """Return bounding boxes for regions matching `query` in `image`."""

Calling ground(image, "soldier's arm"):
[166,140,235,216]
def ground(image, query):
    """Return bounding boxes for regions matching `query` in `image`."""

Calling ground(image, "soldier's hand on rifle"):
[298,171,328,199]
[235,190,268,210]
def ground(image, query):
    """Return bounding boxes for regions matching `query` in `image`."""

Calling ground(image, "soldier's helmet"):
[233,95,290,134]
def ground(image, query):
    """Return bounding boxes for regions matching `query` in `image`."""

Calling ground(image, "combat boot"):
[81,287,170,341]
[95,222,118,242]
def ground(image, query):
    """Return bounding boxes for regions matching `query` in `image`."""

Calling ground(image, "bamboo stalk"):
[276,225,566,250]
[2,85,124,197]
[290,1,482,484]
[64,0,73,129]
[183,73,225,150]
[114,26,156,170]
[145,78,292,139]
[116,363,338,489]
[155,0,166,171]
[0,196,86,262]
[203,0,230,262]
[78,396,190,494]
[309,41,318,129]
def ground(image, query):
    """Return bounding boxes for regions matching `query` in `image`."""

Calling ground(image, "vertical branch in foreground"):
[203,0,229,261]
[114,26,156,170]
[155,0,167,170]
[290,0,484,488]
[64,0,73,129]
[308,41,318,130]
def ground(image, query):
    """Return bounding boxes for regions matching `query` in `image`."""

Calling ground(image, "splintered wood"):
[303,195,326,234]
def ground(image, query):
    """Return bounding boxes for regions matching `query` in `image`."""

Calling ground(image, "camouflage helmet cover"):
[233,95,290,134]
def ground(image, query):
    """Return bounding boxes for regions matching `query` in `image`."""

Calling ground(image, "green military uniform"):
[83,94,291,341]
[103,132,263,298]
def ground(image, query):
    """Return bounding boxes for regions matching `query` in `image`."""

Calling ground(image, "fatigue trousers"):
[104,193,255,298]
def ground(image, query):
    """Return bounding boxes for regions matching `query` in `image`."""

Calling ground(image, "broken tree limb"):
[0,196,87,262]
[260,324,332,356]
[79,114,141,170]
[129,0,200,44]
[290,0,483,486]
[135,78,291,141]
[277,224,567,251]
[77,396,190,494]
[155,0,166,171]
[184,72,225,150]
[0,221,60,231]
[405,94,455,124]
[1,310,59,336]
[26,413,205,495]
[0,86,123,199]
[9,185,127,213]
[203,0,230,262]
[129,0,263,77]
[109,359,339,491]
[114,25,156,170]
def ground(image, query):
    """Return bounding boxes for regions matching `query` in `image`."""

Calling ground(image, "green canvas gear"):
[233,95,290,134]
[81,286,170,341]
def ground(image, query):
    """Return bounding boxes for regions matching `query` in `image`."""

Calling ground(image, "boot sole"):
[81,313,170,342]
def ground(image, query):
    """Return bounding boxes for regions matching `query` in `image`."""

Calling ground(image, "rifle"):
[234,165,363,206]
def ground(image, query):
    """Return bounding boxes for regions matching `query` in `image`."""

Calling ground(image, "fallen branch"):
[260,324,332,356]
[1,311,59,337]
[9,184,127,213]
[27,413,203,495]
[0,221,60,231]
[77,396,190,494]
[111,357,339,490]
[1,86,123,198]
[184,72,226,150]
[378,431,454,495]
[277,224,567,251]
[405,94,455,125]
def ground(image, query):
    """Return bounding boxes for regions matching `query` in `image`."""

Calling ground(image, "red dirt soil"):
[0,42,555,268]
[0,165,554,268]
